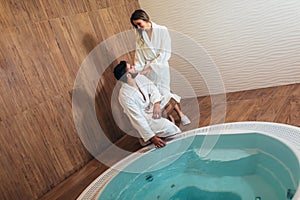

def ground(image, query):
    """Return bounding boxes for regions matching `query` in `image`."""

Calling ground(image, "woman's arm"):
[148,27,171,74]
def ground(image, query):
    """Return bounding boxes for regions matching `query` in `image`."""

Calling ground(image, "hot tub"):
[78,122,300,200]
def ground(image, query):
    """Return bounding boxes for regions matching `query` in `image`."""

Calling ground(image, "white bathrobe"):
[134,22,179,100]
[118,74,181,142]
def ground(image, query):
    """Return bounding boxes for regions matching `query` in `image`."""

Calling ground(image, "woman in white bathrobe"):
[130,9,174,97]
[130,9,191,126]
[113,61,181,148]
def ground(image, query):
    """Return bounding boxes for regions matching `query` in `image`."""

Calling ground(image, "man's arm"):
[122,100,166,148]
[119,89,156,142]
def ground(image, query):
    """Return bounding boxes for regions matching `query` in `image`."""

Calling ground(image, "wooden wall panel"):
[0,0,140,199]
[0,1,29,29]
[41,0,87,19]
[83,0,138,11]
[0,30,32,118]
[0,96,92,199]
[0,0,137,30]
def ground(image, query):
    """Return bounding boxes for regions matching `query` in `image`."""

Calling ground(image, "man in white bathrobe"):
[113,60,183,148]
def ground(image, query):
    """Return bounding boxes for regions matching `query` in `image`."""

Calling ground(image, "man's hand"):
[152,102,162,119]
[150,136,166,148]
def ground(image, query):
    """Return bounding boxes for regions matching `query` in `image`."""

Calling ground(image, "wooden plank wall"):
[0,0,140,199]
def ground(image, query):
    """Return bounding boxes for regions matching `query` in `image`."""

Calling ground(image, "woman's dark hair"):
[130,9,150,28]
[113,61,128,83]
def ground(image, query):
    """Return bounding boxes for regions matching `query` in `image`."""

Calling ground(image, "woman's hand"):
[140,66,151,76]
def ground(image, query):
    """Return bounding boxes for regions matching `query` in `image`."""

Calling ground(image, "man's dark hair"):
[113,60,128,83]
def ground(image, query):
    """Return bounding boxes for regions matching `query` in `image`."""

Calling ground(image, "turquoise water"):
[98,133,299,200]
[169,186,241,200]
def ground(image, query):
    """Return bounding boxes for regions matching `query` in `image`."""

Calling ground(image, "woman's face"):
[132,19,150,30]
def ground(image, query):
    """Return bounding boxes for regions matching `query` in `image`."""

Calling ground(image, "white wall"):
[139,0,300,96]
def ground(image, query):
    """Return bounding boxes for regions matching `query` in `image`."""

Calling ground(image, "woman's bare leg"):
[168,115,175,124]
[174,103,185,118]
[174,103,191,125]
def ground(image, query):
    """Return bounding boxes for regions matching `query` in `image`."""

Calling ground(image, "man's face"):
[125,63,138,80]
[126,63,136,74]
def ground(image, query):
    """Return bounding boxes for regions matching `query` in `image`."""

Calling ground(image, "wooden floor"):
[39,83,300,200]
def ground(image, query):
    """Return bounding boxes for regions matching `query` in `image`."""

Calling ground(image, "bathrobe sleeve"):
[150,26,171,75]
[121,97,156,142]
